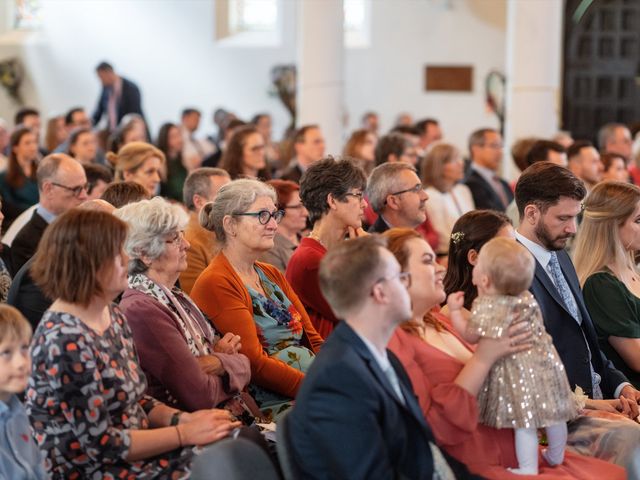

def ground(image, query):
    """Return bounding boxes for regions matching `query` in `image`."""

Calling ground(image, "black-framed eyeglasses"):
[51,182,89,197]
[389,184,423,197]
[234,209,285,225]
[344,191,365,201]
[372,271,412,293]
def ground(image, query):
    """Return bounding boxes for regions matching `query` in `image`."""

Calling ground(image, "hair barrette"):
[451,231,465,245]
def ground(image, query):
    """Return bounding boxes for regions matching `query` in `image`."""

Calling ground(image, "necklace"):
[308,231,327,249]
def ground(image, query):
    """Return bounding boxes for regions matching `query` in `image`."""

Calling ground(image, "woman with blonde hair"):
[574,181,640,389]
[108,141,165,197]
[421,142,474,256]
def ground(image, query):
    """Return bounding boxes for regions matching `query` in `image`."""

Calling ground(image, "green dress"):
[583,270,640,389]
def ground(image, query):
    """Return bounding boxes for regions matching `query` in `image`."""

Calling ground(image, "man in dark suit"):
[92,61,145,131]
[11,154,88,275]
[287,236,476,479]
[514,161,640,418]
[366,162,428,233]
[280,125,325,183]
[464,128,513,212]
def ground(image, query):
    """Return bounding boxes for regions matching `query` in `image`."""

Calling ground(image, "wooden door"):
[563,0,640,142]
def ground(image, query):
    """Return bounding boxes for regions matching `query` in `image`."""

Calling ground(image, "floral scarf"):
[128,273,218,357]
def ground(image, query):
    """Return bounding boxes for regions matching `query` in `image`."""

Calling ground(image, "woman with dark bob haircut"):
[219,125,271,180]
[285,156,367,338]
[27,209,240,478]
[443,210,514,311]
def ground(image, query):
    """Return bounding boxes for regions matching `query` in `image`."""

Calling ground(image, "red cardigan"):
[285,237,337,339]
[191,252,323,398]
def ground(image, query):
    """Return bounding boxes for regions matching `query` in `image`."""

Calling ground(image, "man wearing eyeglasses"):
[286,236,477,479]
[464,127,513,212]
[11,154,88,274]
[366,162,429,234]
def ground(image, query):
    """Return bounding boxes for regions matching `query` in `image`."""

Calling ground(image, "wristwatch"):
[170,411,183,426]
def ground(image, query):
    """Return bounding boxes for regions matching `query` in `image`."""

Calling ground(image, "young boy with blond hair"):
[0,304,46,479]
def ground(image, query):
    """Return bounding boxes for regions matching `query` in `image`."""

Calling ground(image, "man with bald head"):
[11,154,88,274]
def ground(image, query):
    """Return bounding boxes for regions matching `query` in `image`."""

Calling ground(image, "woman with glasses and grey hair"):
[191,179,323,421]
[116,197,252,415]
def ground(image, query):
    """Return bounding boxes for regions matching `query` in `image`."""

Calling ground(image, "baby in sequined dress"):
[447,237,577,475]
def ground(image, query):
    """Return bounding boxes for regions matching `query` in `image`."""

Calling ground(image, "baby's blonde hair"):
[0,305,31,344]
[478,237,535,295]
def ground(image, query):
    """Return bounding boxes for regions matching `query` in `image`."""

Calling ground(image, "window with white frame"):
[344,0,370,48]
[216,0,280,46]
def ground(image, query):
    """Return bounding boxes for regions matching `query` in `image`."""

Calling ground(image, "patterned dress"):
[247,266,315,419]
[25,306,195,479]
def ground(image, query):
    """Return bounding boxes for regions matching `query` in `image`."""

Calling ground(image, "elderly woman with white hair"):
[116,197,252,414]
[191,179,323,421]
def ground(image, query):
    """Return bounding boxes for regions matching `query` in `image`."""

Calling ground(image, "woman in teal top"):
[574,181,640,389]
[0,127,39,229]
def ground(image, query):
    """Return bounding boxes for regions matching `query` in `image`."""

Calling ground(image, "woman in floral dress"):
[191,179,323,421]
[26,209,240,479]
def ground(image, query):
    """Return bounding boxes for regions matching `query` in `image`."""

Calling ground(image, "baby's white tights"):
[508,422,567,475]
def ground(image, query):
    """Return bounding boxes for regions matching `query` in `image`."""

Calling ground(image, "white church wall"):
[0,0,508,154]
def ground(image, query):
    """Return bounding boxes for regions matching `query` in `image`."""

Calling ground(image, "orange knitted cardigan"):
[190,251,324,398]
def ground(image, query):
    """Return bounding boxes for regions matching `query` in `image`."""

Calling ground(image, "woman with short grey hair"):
[191,179,323,422]
[116,197,252,413]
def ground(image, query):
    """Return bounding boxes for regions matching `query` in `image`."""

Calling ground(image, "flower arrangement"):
[269,64,296,134]
[0,58,24,105]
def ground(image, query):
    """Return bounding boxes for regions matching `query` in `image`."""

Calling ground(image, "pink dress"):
[387,314,626,480]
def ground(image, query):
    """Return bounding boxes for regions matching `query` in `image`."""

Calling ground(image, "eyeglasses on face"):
[51,182,89,197]
[386,184,423,203]
[233,209,285,225]
[165,230,186,246]
[343,191,365,201]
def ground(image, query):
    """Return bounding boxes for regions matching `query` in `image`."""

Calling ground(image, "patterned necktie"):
[547,251,603,399]
[492,175,509,208]
[547,251,581,322]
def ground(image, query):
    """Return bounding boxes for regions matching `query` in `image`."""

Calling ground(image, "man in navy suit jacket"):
[92,61,145,130]
[464,128,513,212]
[514,161,640,418]
[286,236,478,479]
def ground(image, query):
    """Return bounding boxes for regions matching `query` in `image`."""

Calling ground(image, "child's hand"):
[447,291,465,312]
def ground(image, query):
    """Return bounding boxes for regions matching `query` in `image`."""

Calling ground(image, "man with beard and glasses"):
[514,161,640,418]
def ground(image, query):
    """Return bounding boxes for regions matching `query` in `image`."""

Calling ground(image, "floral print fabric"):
[26,305,194,479]
[248,266,315,418]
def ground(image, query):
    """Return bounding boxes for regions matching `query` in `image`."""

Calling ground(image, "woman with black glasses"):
[191,179,323,421]
[285,157,368,339]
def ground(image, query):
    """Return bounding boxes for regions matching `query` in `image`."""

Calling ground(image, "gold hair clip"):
[451,231,465,245]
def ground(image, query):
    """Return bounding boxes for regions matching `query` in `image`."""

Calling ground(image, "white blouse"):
[425,183,475,254]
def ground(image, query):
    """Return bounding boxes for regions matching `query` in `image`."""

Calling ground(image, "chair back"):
[276,410,301,480]
[191,436,281,480]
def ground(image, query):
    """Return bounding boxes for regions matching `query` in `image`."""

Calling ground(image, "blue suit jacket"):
[92,77,144,127]
[287,321,475,480]
[528,248,627,398]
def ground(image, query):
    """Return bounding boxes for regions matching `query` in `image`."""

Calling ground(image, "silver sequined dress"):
[468,292,577,429]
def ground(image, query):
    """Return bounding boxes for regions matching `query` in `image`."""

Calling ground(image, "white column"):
[296,0,344,156]
[503,0,564,180]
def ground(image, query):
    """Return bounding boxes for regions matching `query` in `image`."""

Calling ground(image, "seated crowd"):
[1,75,640,479]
